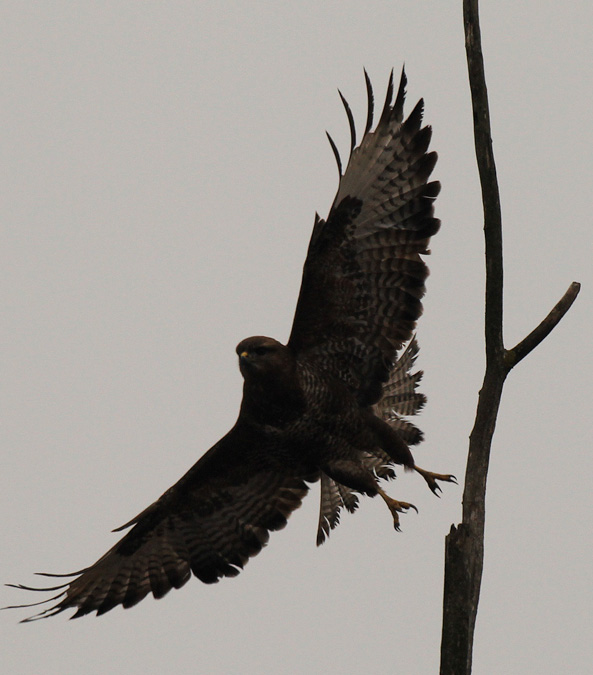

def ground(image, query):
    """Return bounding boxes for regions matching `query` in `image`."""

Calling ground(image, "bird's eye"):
[254,346,269,356]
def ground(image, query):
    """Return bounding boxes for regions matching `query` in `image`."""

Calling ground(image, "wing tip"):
[363,68,374,134]
[326,130,343,177]
[338,89,356,154]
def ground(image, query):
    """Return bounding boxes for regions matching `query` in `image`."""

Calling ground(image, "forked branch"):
[505,281,581,369]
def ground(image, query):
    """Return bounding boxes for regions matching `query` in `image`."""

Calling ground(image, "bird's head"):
[236,336,293,381]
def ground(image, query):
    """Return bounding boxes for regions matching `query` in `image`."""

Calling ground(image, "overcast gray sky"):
[2,2,592,673]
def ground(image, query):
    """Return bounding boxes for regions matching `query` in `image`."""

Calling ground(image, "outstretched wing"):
[8,424,312,621]
[288,69,440,405]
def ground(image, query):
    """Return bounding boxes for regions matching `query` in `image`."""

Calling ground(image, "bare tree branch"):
[506,281,581,369]
[439,3,581,674]
[463,0,504,365]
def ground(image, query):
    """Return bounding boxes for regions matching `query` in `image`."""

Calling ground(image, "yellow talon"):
[414,465,457,496]
[377,487,417,531]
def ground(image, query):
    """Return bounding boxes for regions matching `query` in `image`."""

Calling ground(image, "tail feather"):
[317,338,427,544]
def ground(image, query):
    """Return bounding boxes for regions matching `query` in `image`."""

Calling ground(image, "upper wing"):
[288,69,440,405]
[9,423,312,621]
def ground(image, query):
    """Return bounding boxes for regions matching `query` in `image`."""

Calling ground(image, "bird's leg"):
[376,487,417,532]
[320,459,379,497]
[414,465,457,496]
[321,460,422,531]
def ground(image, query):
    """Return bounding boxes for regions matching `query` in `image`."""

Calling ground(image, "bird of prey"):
[8,68,454,621]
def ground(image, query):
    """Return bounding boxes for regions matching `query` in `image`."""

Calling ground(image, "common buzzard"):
[9,69,454,621]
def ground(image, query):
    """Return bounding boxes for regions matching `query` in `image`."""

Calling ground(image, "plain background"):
[2,2,591,673]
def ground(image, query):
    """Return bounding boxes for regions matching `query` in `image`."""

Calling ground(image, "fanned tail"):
[317,338,425,545]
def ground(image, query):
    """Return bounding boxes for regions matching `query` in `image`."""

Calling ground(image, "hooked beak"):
[238,350,252,368]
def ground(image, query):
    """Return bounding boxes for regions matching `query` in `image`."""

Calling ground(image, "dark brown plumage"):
[7,69,454,621]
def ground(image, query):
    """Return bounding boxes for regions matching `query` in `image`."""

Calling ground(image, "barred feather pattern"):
[7,432,312,621]
[316,338,425,545]
[289,68,440,407]
[377,337,426,442]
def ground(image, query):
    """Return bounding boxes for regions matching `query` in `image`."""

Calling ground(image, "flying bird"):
[8,68,454,621]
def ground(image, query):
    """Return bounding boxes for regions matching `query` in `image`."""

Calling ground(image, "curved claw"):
[377,487,417,531]
[415,466,457,496]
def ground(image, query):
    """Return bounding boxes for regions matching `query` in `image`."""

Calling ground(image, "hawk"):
[8,69,454,621]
